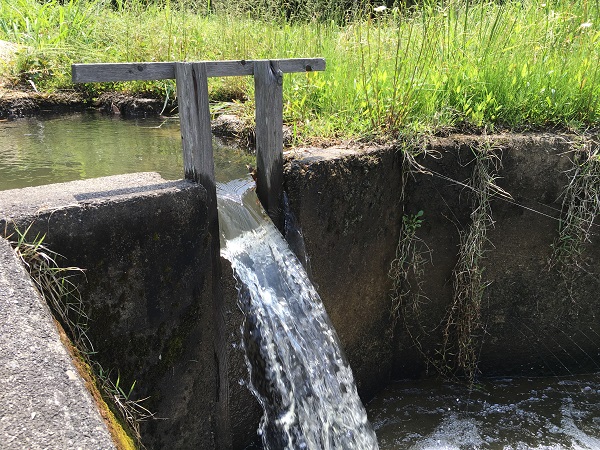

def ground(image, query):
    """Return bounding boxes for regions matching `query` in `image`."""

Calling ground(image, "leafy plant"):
[390,209,428,322]
[389,139,435,368]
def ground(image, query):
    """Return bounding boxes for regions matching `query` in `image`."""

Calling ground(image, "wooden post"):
[175,62,231,449]
[174,62,213,184]
[254,60,284,232]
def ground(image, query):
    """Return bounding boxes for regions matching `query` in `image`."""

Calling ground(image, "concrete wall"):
[0,173,218,449]
[284,133,600,382]
[1,132,599,449]
[394,133,600,378]
[283,144,402,400]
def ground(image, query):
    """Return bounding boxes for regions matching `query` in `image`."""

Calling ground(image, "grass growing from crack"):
[551,137,600,296]
[7,223,152,448]
[439,142,509,384]
[10,223,90,347]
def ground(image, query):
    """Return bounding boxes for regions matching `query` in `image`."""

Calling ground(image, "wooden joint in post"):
[270,60,284,86]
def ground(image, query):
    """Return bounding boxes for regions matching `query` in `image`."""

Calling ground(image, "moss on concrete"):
[55,320,138,450]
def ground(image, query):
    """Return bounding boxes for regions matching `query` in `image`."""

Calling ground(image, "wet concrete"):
[284,143,402,400]
[283,133,600,384]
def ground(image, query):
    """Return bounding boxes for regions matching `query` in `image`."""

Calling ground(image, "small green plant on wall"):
[389,138,435,365]
[390,209,427,323]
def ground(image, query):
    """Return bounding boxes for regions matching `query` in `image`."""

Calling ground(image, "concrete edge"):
[0,236,116,449]
[0,172,196,222]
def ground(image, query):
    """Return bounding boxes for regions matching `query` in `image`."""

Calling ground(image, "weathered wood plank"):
[174,62,214,184]
[254,60,284,231]
[72,58,325,83]
[175,62,231,449]
[72,62,175,83]
[204,57,326,77]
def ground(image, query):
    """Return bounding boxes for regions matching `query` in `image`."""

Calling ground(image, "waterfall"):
[218,179,379,450]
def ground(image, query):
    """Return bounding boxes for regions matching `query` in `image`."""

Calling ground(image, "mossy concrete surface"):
[0,236,116,449]
[0,173,219,449]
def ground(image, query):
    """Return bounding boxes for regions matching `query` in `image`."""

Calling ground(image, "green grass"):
[1,0,599,139]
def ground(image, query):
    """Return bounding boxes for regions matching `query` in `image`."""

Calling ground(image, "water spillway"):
[218,178,379,449]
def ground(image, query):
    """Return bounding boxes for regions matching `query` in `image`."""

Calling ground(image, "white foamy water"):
[369,375,600,449]
[218,179,379,450]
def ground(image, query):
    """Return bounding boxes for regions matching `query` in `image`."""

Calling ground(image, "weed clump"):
[438,142,509,384]
[388,137,437,370]
[551,137,600,297]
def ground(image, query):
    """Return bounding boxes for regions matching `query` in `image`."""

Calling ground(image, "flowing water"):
[218,178,378,449]
[368,374,600,449]
[2,113,600,449]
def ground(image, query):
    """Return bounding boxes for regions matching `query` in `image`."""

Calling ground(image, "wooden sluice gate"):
[72,58,325,449]
[72,58,325,229]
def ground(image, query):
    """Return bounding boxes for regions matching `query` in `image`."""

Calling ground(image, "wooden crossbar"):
[72,58,325,83]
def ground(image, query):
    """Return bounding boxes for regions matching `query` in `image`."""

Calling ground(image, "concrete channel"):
[1,133,599,448]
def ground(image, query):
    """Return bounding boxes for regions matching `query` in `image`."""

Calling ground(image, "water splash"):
[218,179,379,450]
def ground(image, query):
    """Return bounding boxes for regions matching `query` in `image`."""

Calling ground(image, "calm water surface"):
[0,111,253,190]
[2,113,600,449]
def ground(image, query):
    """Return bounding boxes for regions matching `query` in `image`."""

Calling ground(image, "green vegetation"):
[389,204,433,369]
[389,139,432,364]
[9,223,89,348]
[1,0,599,139]
[390,209,426,324]
[439,143,507,384]
[390,141,513,384]
[6,224,149,448]
[551,138,600,296]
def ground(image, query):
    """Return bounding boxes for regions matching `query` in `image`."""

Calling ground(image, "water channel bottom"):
[218,179,379,450]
